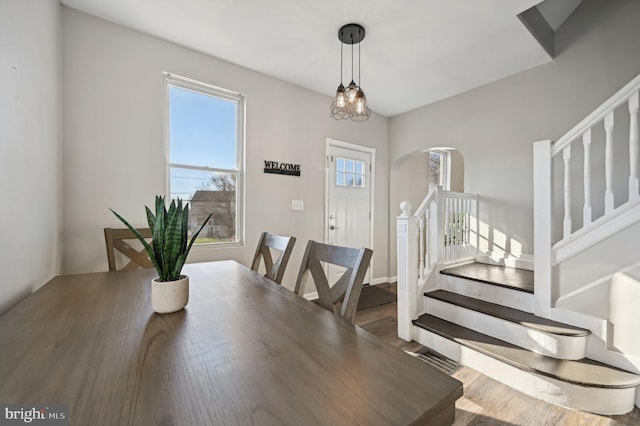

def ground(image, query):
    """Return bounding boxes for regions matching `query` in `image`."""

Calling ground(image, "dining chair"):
[294,240,373,324]
[251,232,297,284]
[104,227,154,271]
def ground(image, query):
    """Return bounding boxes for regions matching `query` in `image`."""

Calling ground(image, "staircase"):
[413,263,640,414]
[396,73,640,415]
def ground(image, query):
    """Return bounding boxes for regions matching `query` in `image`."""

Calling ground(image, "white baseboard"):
[303,276,395,300]
[303,291,318,300]
[475,251,534,271]
[371,276,396,285]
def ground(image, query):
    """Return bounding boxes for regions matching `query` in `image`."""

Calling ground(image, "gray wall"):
[61,8,390,289]
[0,0,63,314]
[388,0,640,273]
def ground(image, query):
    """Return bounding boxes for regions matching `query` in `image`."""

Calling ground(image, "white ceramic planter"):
[151,275,189,314]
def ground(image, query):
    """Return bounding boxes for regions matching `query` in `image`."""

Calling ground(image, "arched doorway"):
[389,147,464,275]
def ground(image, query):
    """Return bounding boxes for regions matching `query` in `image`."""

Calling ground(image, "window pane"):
[336,171,345,186]
[336,158,345,172]
[355,161,364,174]
[169,85,237,170]
[429,152,442,187]
[355,175,363,187]
[166,75,244,246]
[346,159,354,173]
[170,167,237,243]
[346,174,354,186]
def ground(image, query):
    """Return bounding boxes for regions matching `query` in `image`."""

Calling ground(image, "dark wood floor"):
[354,283,640,426]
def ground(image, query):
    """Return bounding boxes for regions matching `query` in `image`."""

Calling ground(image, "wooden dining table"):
[0,260,462,425]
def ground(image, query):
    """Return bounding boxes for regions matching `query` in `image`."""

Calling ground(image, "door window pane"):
[335,157,365,188]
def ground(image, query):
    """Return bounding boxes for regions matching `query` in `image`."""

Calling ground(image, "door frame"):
[325,138,376,284]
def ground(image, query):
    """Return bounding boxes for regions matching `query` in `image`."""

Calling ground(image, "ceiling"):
[60,0,580,117]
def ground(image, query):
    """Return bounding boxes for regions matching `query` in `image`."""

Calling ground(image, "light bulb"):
[345,81,358,104]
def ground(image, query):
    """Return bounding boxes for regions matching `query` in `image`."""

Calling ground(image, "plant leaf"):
[111,195,208,282]
[110,208,160,273]
[152,196,167,280]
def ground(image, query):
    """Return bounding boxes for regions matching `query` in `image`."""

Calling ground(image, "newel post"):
[533,140,552,318]
[397,201,418,341]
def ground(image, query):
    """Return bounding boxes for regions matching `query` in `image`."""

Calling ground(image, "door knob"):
[329,225,338,230]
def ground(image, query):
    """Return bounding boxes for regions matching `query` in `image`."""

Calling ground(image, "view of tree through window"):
[165,74,244,244]
[428,150,449,190]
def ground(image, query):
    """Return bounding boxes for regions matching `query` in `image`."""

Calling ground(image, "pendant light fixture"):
[330,23,370,122]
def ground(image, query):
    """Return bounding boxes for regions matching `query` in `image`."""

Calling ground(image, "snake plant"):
[111,196,213,282]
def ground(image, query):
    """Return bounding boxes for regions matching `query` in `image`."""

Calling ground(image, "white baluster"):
[465,199,471,258]
[563,145,572,239]
[453,197,458,260]
[629,91,639,200]
[450,196,454,261]
[458,197,463,259]
[456,200,461,259]
[462,199,467,258]
[424,207,431,270]
[418,215,425,284]
[447,195,453,262]
[605,112,615,213]
[583,130,592,226]
[457,197,462,259]
[459,198,465,259]
[444,195,451,262]
[442,196,448,262]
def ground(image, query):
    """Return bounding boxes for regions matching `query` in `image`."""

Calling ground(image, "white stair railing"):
[441,191,476,264]
[534,73,640,317]
[396,187,477,340]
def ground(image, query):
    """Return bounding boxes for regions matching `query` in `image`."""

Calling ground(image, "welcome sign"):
[264,160,301,177]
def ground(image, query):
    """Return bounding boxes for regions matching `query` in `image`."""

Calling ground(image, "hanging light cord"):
[358,29,361,86]
[351,33,354,83]
[339,36,343,83]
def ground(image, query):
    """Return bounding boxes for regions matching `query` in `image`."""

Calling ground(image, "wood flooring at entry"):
[354,283,640,426]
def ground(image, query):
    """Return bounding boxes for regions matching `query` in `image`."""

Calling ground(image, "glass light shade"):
[344,80,359,104]
[349,90,370,122]
[334,84,346,108]
[330,83,348,120]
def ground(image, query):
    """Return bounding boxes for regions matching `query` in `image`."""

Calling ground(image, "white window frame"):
[163,72,245,247]
[429,149,451,191]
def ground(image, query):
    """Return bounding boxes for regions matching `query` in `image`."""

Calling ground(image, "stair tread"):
[427,290,590,337]
[414,314,640,389]
[441,262,534,293]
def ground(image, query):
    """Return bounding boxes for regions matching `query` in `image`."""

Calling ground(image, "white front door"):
[326,140,374,285]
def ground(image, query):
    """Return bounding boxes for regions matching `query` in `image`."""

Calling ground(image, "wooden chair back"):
[294,240,373,324]
[251,232,297,284]
[104,227,154,271]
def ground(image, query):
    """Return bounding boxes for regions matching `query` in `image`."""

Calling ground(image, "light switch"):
[291,200,304,211]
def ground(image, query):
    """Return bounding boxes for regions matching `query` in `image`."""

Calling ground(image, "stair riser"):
[439,274,534,312]
[551,307,640,376]
[413,326,638,415]
[424,297,587,360]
